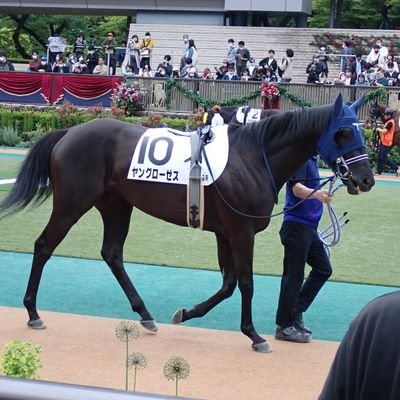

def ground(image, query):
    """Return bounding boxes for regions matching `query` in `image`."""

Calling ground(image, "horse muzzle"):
[334,155,375,195]
[345,173,375,194]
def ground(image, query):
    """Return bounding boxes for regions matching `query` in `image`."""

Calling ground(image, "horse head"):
[369,100,382,119]
[318,94,374,194]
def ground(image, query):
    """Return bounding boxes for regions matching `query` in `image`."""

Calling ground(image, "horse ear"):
[332,93,343,118]
[350,94,365,115]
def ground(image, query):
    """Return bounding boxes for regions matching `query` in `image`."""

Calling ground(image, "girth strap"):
[187,128,209,229]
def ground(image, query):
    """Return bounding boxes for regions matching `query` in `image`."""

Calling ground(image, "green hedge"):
[0,107,388,171]
[0,106,197,147]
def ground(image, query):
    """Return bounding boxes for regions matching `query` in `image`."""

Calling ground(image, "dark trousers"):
[140,57,151,70]
[236,64,245,78]
[107,55,116,76]
[377,144,398,174]
[276,221,332,329]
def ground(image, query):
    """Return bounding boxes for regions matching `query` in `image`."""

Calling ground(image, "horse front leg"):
[230,233,271,353]
[96,196,156,332]
[172,232,237,323]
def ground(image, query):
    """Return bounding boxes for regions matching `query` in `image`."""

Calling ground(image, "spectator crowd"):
[307,37,400,87]
[0,29,399,89]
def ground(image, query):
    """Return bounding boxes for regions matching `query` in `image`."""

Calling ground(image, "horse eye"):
[334,128,354,146]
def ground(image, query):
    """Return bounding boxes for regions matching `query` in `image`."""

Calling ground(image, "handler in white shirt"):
[211,105,225,127]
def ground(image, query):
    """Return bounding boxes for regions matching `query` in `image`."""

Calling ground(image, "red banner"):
[0,72,122,105]
[0,72,55,104]
[52,74,122,104]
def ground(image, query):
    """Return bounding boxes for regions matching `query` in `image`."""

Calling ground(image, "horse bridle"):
[334,153,370,181]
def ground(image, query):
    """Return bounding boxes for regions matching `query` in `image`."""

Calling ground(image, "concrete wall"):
[225,0,311,13]
[137,11,225,26]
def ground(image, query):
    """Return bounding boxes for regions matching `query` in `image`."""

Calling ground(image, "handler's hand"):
[315,189,333,204]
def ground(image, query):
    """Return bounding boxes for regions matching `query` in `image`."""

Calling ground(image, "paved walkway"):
[0,306,339,400]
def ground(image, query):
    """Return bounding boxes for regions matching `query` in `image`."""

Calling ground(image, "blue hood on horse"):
[318,94,365,164]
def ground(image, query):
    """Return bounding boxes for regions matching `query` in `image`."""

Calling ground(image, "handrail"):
[0,376,196,400]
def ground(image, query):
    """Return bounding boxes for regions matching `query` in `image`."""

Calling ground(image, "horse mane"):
[229,104,333,148]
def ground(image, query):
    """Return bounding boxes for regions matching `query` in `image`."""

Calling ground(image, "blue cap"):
[40,56,47,61]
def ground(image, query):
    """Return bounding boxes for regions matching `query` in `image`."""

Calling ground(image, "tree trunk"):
[9,14,47,57]
[329,0,336,28]
[10,15,30,59]
[336,0,344,28]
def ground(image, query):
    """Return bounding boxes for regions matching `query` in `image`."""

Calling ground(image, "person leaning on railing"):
[102,31,117,76]
[0,52,15,71]
[92,57,108,75]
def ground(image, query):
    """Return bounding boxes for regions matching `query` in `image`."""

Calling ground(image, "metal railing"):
[129,78,392,121]
[0,376,196,400]
[0,71,396,118]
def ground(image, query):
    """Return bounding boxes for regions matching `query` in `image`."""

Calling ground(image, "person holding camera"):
[86,45,99,74]
[235,41,250,78]
[72,56,89,74]
[156,55,173,77]
[306,56,322,84]
[384,62,398,86]
[126,34,140,75]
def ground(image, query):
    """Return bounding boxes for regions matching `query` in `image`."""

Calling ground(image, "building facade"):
[0,0,312,26]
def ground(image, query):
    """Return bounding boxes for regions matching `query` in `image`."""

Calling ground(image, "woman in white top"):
[211,105,224,127]
[185,39,198,67]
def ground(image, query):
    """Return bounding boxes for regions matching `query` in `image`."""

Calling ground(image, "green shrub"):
[20,124,48,147]
[0,125,20,146]
[0,107,194,146]
[0,340,42,379]
[0,110,14,128]
[162,117,187,130]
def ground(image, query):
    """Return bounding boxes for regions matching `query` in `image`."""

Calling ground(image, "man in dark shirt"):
[235,41,250,78]
[275,155,333,343]
[0,52,15,71]
[259,49,277,73]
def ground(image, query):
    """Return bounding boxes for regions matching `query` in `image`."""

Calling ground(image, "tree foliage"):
[310,0,400,29]
[0,15,128,59]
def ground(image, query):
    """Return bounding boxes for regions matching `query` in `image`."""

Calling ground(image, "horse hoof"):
[171,309,184,324]
[27,319,46,330]
[252,341,272,353]
[140,319,158,333]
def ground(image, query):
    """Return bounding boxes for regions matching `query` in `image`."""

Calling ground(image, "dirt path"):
[0,147,28,155]
[0,307,338,400]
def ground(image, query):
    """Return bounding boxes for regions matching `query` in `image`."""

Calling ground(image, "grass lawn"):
[1,156,399,287]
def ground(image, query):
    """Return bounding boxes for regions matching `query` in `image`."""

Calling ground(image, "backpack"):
[278,59,288,78]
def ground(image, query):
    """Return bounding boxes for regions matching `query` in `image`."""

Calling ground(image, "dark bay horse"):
[368,102,400,147]
[0,94,374,352]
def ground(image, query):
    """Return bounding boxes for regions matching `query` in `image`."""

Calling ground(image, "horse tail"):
[0,129,69,217]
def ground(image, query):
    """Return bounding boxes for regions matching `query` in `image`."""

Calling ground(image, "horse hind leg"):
[24,204,89,329]
[95,195,157,332]
[172,232,238,325]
